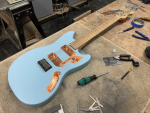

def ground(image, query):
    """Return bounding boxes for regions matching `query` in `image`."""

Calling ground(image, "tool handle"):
[119,68,133,82]
[77,75,97,85]
[120,55,131,57]
[121,71,130,80]
[140,17,150,21]
[132,35,147,40]
[139,7,146,12]
[131,59,139,67]
[120,58,132,61]
[123,26,134,32]
[120,55,131,61]
[135,30,148,38]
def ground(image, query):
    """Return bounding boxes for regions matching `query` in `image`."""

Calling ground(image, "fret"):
[70,13,132,49]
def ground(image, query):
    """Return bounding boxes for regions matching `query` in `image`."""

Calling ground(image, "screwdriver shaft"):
[97,72,109,77]
[118,26,134,34]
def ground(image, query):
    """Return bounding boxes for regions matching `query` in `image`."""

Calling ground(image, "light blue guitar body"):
[8,31,91,107]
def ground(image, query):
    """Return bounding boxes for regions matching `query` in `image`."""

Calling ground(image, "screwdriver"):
[77,72,109,85]
[118,26,134,34]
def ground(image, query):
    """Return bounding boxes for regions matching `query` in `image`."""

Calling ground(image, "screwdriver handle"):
[77,75,97,85]
[135,30,148,39]
[123,26,134,32]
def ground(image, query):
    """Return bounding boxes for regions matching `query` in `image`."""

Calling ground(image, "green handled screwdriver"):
[77,72,109,85]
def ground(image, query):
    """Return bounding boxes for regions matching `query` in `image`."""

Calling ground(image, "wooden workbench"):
[78,0,150,65]
[0,0,150,113]
[0,21,150,113]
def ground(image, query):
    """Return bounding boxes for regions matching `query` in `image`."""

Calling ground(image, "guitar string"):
[56,49,64,57]
[55,49,69,61]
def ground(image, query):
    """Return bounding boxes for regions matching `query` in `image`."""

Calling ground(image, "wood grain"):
[73,10,91,22]
[70,16,120,49]
[0,11,16,31]
[145,104,150,113]
[78,0,150,65]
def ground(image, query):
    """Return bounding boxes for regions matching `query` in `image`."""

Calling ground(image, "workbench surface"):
[0,0,9,10]
[79,0,150,65]
[0,22,150,113]
[0,0,150,113]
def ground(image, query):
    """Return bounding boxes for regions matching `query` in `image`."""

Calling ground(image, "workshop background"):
[0,0,115,62]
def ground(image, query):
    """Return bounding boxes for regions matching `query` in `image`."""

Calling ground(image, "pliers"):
[132,30,150,41]
[114,55,139,67]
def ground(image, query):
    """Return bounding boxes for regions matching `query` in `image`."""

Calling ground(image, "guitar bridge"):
[47,45,82,67]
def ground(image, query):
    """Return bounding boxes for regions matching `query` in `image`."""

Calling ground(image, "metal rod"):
[97,72,109,77]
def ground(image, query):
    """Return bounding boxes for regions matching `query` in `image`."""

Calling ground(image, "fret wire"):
[72,33,91,47]
[71,16,121,49]
[76,32,94,47]
[79,25,103,46]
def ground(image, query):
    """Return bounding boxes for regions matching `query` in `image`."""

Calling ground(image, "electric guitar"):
[8,11,134,107]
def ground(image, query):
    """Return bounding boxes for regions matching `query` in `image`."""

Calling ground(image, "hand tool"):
[132,30,150,41]
[114,55,139,67]
[119,68,133,82]
[96,98,103,113]
[118,26,134,34]
[78,100,99,112]
[78,95,103,112]
[89,95,103,107]
[139,17,150,21]
[103,57,121,66]
[77,72,109,85]
[127,0,145,8]
[131,18,145,28]
[127,0,146,12]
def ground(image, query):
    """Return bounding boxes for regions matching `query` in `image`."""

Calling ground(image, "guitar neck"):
[70,16,120,50]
